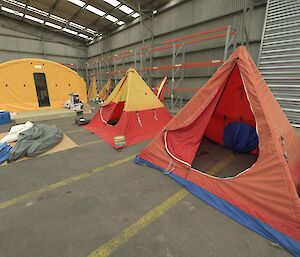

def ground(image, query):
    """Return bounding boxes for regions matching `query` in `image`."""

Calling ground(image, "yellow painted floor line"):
[0,154,136,210]
[78,140,103,147]
[87,154,237,257]
[88,189,189,257]
[206,154,236,176]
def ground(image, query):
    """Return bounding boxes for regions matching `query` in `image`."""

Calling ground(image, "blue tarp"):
[223,122,258,153]
[135,155,300,256]
[0,143,12,164]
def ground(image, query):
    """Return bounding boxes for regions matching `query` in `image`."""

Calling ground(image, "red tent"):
[152,77,168,101]
[84,68,172,148]
[136,47,300,255]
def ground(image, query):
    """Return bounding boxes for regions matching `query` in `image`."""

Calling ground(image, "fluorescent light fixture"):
[103,0,120,7]
[45,22,62,30]
[70,22,85,30]
[27,5,48,16]
[63,28,78,35]
[86,5,105,16]
[119,5,133,14]
[131,12,140,18]
[78,33,88,39]
[68,0,85,7]
[3,0,26,8]
[105,14,118,23]
[117,21,125,26]
[86,28,96,34]
[153,10,157,14]
[50,14,67,23]
[25,14,43,23]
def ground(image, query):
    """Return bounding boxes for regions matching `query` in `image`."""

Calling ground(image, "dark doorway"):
[33,73,50,107]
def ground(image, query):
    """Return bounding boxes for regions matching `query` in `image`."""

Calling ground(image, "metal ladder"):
[258,0,300,127]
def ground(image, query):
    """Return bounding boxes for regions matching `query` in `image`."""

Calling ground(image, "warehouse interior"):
[0,0,300,256]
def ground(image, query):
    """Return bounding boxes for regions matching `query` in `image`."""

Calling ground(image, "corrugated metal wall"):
[258,0,300,127]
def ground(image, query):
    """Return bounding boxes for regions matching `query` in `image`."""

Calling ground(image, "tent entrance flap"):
[165,65,258,169]
[33,73,50,107]
[105,102,125,126]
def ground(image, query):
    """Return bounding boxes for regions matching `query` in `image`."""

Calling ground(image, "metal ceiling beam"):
[64,0,93,28]
[42,0,60,25]
[0,0,3,13]
[86,0,145,35]
[119,0,151,18]
[21,0,30,21]
[86,3,122,34]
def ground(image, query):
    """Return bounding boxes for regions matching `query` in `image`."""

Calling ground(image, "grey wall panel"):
[0,16,87,77]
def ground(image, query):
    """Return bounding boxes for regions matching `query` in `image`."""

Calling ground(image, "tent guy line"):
[0,154,136,210]
[87,153,236,257]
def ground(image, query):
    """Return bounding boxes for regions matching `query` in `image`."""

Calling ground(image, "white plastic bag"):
[0,121,33,143]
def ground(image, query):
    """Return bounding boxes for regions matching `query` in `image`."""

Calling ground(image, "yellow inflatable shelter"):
[0,58,87,112]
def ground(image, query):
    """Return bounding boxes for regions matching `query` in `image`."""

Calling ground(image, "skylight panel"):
[68,0,86,7]
[103,0,120,7]
[105,14,118,23]
[24,14,43,23]
[1,6,15,14]
[117,21,124,26]
[70,22,85,30]
[131,12,140,18]
[86,5,105,16]
[78,33,89,39]
[3,0,26,9]
[118,5,133,14]
[50,14,67,24]
[86,28,96,34]
[45,22,62,30]
[27,5,48,16]
[1,6,22,17]
[63,28,78,35]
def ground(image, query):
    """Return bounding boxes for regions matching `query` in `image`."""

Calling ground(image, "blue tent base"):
[135,155,300,256]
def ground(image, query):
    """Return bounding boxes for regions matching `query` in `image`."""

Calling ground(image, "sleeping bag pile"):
[8,124,63,162]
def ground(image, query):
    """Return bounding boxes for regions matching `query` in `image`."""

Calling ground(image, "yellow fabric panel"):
[103,68,164,111]
[103,76,128,105]
[88,74,98,100]
[99,79,111,100]
[124,68,163,111]
[0,58,87,112]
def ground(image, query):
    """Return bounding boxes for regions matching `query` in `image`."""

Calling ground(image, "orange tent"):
[136,47,300,255]
[0,58,87,112]
[84,68,172,148]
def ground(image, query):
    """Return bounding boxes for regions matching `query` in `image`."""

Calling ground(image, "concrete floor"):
[0,116,293,257]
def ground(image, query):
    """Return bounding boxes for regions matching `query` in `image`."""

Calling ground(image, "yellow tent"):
[99,79,111,101]
[0,58,87,112]
[87,74,98,100]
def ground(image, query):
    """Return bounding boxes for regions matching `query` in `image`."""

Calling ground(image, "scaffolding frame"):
[86,25,237,111]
